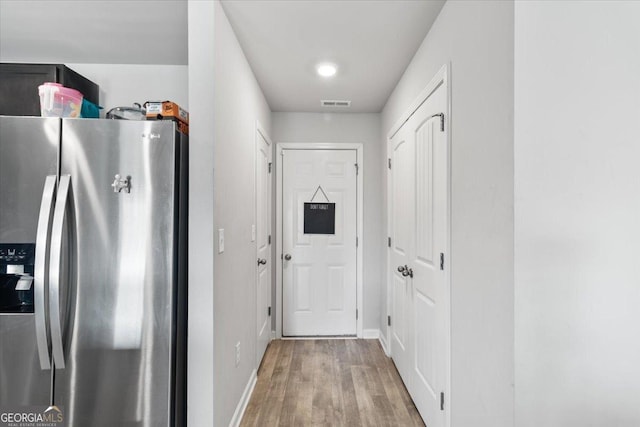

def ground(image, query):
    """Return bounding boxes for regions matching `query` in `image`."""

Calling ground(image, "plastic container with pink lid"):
[38,82,84,118]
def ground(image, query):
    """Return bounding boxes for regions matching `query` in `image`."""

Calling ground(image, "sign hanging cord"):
[310,185,330,202]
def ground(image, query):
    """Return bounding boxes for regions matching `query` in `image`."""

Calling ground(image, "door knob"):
[401,265,414,278]
[284,254,292,261]
[257,258,267,265]
[398,265,406,273]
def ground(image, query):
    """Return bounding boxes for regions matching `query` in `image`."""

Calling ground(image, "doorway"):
[275,143,364,338]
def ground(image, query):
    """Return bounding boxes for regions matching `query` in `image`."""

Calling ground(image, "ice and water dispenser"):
[0,243,35,313]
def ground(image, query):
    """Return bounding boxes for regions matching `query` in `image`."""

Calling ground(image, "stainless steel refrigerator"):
[0,116,188,426]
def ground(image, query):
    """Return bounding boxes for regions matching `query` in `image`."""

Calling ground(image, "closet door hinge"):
[268,162,272,173]
[355,163,359,175]
[387,315,391,326]
[268,306,271,316]
[356,237,359,247]
[430,112,445,132]
[268,235,271,245]
[388,158,392,169]
[440,392,445,410]
[440,253,445,271]
[388,237,391,247]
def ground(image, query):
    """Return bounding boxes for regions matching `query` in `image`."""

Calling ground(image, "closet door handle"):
[401,265,414,278]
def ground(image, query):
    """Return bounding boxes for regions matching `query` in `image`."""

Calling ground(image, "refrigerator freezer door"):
[0,116,59,405]
[55,119,180,426]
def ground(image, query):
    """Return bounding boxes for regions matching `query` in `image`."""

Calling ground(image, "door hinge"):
[356,309,358,320]
[355,163,359,175]
[388,158,391,169]
[388,237,391,247]
[268,306,271,316]
[429,112,445,132]
[440,392,445,410]
[440,253,445,271]
[356,237,359,247]
[268,162,272,173]
[268,235,271,245]
[387,315,391,326]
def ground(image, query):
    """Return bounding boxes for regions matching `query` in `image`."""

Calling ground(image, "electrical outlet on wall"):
[235,342,240,367]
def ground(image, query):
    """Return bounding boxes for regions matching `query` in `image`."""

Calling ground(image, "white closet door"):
[389,124,414,383]
[388,76,449,427]
[407,83,448,426]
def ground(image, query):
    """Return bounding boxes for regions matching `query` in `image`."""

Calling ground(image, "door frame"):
[255,120,273,366]
[386,64,451,427]
[275,142,364,338]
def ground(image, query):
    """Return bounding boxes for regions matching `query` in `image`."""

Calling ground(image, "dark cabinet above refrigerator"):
[0,63,100,116]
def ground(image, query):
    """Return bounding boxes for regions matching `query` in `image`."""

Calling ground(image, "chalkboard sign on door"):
[303,186,336,234]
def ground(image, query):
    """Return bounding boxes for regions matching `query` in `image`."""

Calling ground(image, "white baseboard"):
[362,329,380,339]
[379,329,390,356]
[228,369,257,427]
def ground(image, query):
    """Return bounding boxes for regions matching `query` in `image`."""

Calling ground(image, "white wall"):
[187,1,216,425]
[272,112,383,332]
[514,2,640,426]
[0,0,187,66]
[212,1,272,425]
[66,64,188,115]
[381,1,514,426]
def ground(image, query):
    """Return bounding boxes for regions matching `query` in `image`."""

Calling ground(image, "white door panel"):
[283,149,357,336]
[388,79,448,427]
[410,84,447,427]
[389,127,414,382]
[256,129,272,365]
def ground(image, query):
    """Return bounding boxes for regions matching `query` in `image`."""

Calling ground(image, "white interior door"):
[389,124,414,383]
[408,84,448,426]
[388,79,448,427]
[282,149,357,336]
[256,128,272,365]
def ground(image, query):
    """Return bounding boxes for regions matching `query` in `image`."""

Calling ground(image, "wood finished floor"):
[240,339,425,426]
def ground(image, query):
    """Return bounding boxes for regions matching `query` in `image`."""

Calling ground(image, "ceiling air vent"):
[321,100,351,108]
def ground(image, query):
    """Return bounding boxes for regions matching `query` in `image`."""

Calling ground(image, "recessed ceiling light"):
[317,63,337,77]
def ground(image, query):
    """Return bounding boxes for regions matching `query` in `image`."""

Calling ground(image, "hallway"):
[240,339,424,426]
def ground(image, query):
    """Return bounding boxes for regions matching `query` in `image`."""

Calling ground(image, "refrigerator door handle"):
[49,175,72,369]
[34,175,57,370]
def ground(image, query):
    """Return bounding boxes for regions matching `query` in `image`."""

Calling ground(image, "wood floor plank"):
[240,339,425,427]
[253,340,295,426]
[240,340,281,425]
[376,359,419,425]
[311,340,334,425]
[278,340,303,425]
[327,340,346,425]
[295,340,315,424]
[335,339,363,427]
